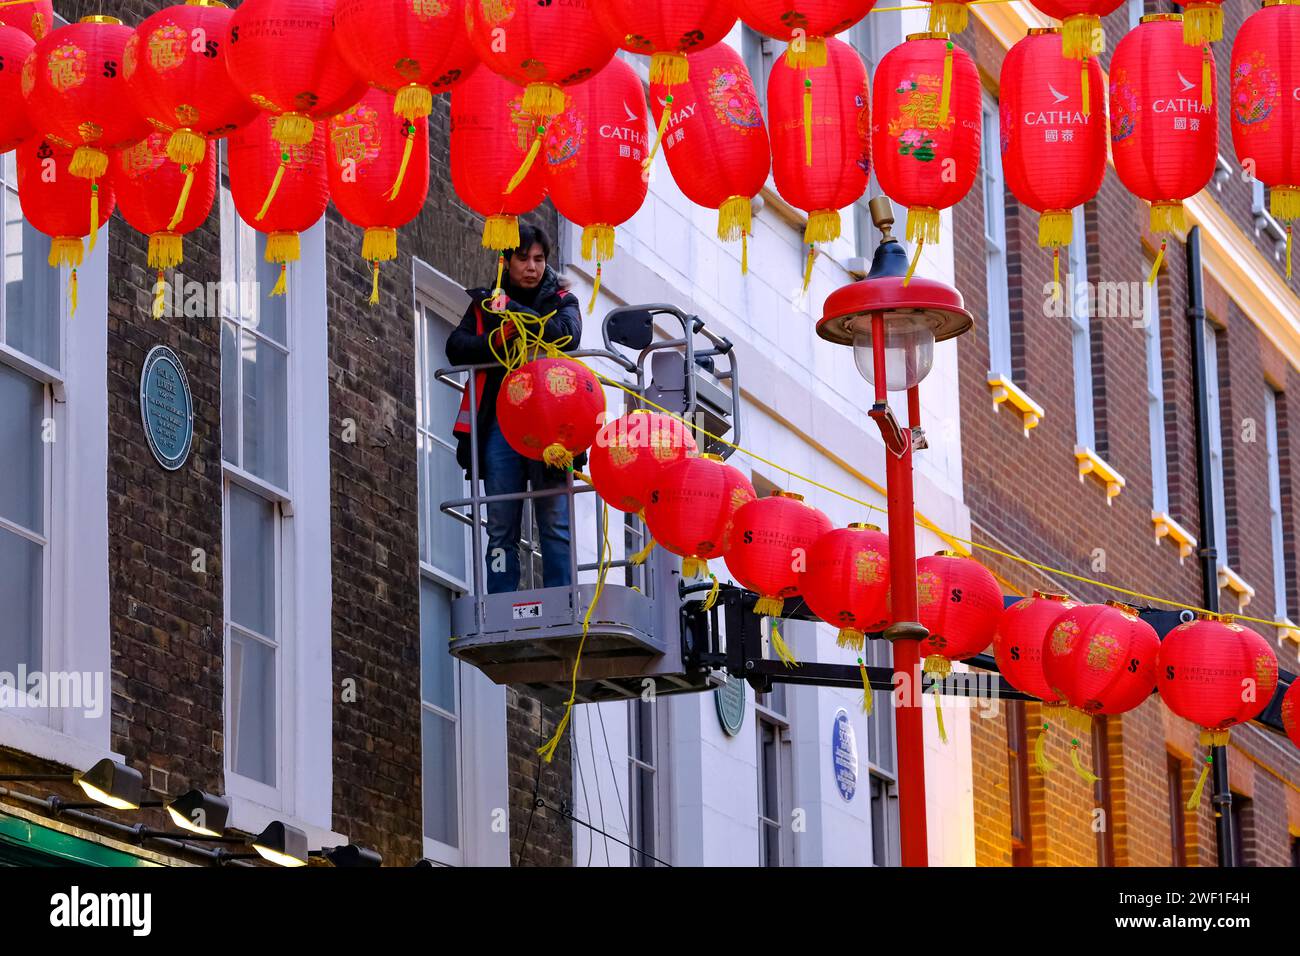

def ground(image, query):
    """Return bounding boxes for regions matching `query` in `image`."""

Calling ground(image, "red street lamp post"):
[816,197,973,867]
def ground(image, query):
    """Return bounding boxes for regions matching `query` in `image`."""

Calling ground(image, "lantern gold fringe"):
[1183,4,1223,46]
[768,620,799,668]
[682,556,708,578]
[1061,14,1103,60]
[482,214,520,251]
[1271,185,1300,221]
[650,51,689,86]
[784,35,826,69]
[265,231,300,297]
[581,224,616,262]
[148,232,184,270]
[1039,209,1073,248]
[1199,728,1231,747]
[928,1,969,34]
[70,146,108,179]
[1185,729,1230,810]
[48,236,83,269]
[804,209,841,245]
[906,206,941,245]
[395,84,434,121]
[167,128,206,166]
[273,112,315,147]
[543,443,575,469]
[362,227,398,263]
[168,164,196,231]
[836,627,865,653]
[718,195,751,243]
[523,81,567,117]
[754,595,785,617]
[1150,201,1185,234]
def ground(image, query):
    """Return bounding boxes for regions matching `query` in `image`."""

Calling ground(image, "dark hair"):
[511,224,551,263]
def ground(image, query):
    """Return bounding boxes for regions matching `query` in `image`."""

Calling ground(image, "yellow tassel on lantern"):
[167,164,196,231]
[543,443,575,469]
[1034,721,1056,774]
[69,268,78,318]
[939,41,954,125]
[628,537,656,565]
[1151,201,1185,234]
[1287,226,1293,281]
[837,628,865,653]
[522,82,567,117]
[682,556,708,578]
[1081,57,1091,117]
[581,224,616,262]
[904,239,925,287]
[1052,248,1061,300]
[70,146,108,180]
[88,182,100,253]
[395,84,434,121]
[928,1,969,34]
[1201,45,1213,110]
[650,50,690,86]
[702,572,721,610]
[769,620,800,668]
[1271,185,1300,221]
[802,244,816,293]
[272,112,315,147]
[493,252,506,298]
[784,35,826,69]
[718,195,751,243]
[925,655,951,744]
[588,261,602,315]
[148,233,184,271]
[741,231,749,276]
[50,239,82,318]
[1186,729,1229,810]
[858,657,874,715]
[1070,738,1099,783]
[369,262,381,306]
[256,152,290,222]
[505,124,546,195]
[152,270,167,320]
[265,231,299,298]
[1149,238,1168,285]
[644,94,674,170]
[362,226,398,263]
[804,209,840,245]
[754,596,784,617]
[1183,3,1223,46]
[1061,14,1102,60]
[803,76,814,166]
[482,214,521,251]
[167,128,206,166]
[389,123,416,201]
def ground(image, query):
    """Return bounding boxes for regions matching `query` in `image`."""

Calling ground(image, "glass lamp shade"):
[851,314,936,391]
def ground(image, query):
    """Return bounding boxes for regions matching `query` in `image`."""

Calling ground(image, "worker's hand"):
[492,319,517,348]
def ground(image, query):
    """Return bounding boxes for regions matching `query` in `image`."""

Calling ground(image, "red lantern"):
[1025,0,1125,59]
[465,0,618,118]
[799,523,890,652]
[731,1,876,68]
[768,35,869,285]
[993,591,1081,703]
[1174,1,1224,46]
[650,42,770,269]
[113,130,218,317]
[226,0,367,149]
[17,138,116,313]
[724,492,833,618]
[872,32,980,263]
[328,89,430,305]
[335,0,477,124]
[495,357,606,469]
[1231,1,1300,269]
[451,65,549,253]
[1110,13,1217,255]
[227,114,330,297]
[543,58,649,310]
[0,1,53,41]
[1157,616,1278,736]
[125,2,258,169]
[593,1,738,85]
[643,454,756,579]
[0,25,35,152]
[1044,602,1160,718]
[22,16,149,252]
[588,410,698,514]
[1282,680,1299,750]
[1000,28,1107,291]
[916,552,1003,668]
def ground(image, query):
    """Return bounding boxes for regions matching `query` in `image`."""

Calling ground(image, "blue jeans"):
[483,420,573,594]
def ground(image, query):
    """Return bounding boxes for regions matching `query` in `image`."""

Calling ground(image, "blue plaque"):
[832,709,858,803]
[140,345,194,471]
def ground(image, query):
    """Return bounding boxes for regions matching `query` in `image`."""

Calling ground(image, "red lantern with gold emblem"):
[226,0,367,150]
[724,492,832,618]
[588,410,698,514]
[1110,12,1217,271]
[650,42,770,271]
[916,552,1003,666]
[1000,28,1107,292]
[799,523,890,652]
[335,0,477,125]
[0,24,35,152]
[0,1,53,41]
[1026,0,1126,59]
[593,1,738,85]
[1282,679,1299,750]
[113,130,218,316]
[768,35,869,288]
[328,88,430,305]
[732,1,876,68]
[465,0,618,118]
[994,591,1080,704]
[644,454,756,580]
[451,65,549,255]
[543,58,649,311]
[872,32,980,271]
[495,356,606,469]
[227,113,330,297]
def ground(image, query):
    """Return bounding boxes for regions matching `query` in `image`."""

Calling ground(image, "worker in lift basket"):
[447,225,584,594]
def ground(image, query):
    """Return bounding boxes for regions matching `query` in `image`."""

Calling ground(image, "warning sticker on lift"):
[512,601,543,620]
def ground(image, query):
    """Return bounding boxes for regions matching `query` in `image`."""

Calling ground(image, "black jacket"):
[446,266,584,475]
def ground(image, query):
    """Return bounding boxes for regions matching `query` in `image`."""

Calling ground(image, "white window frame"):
[1264,389,1289,622]
[982,92,1012,378]
[627,697,670,867]
[864,637,901,866]
[755,659,793,867]
[1127,0,1146,30]
[1144,277,1169,515]
[1069,208,1096,452]
[1203,321,1229,568]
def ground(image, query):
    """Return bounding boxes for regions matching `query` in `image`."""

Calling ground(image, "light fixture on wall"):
[164,790,230,838]
[315,844,383,868]
[251,822,310,868]
[1,758,143,811]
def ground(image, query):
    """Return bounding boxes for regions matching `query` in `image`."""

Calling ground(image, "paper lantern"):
[916,552,1003,668]
[450,65,549,253]
[994,591,1081,703]
[114,130,218,317]
[1175,1,1224,46]
[334,0,477,123]
[724,492,832,619]
[0,0,53,41]
[799,523,890,652]
[650,41,770,269]
[125,1,258,169]
[0,24,35,152]
[593,1,737,85]
[22,16,149,252]
[768,35,869,285]
[1000,28,1107,291]
[226,0,367,149]
[17,138,116,314]
[1111,13,1217,271]
[1231,0,1300,273]
[1282,680,1299,750]
[227,114,330,297]
[731,1,876,68]
[644,454,756,579]
[496,357,606,469]
[1025,0,1126,59]
[543,58,649,309]
[465,0,618,118]
[873,32,980,265]
[588,410,698,514]
[328,89,430,305]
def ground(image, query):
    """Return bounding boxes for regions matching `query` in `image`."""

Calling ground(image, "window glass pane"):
[241,329,289,488]
[221,319,240,467]
[422,709,459,847]
[229,629,276,785]
[420,577,456,712]
[418,432,431,566]
[4,193,60,370]
[0,361,43,533]
[253,233,288,346]
[430,445,467,580]
[0,525,41,674]
[229,483,276,638]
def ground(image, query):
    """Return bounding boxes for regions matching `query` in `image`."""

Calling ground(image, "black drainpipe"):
[1185,226,1234,867]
